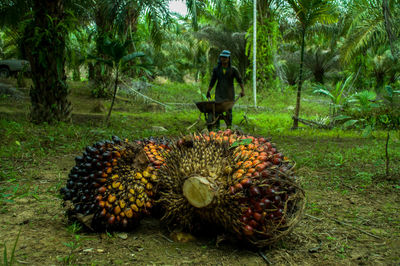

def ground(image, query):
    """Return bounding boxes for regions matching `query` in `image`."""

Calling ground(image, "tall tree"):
[286,0,337,129]
[341,0,400,63]
[91,0,171,96]
[22,0,72,123]
[303,46,340,84]
[382,0,399,58]
[194,0,252,79]
[1,0,93,123]
[93,35,145,124]
[0,1,32,60]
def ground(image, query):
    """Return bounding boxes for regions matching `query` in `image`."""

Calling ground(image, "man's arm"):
[207,68,217,98]
[233,67,245,97]
[239,82,245,97]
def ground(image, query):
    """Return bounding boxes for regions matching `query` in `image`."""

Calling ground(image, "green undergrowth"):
[1,114,398,184]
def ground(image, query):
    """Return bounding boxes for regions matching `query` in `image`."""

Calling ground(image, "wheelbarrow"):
[187,96,241,130]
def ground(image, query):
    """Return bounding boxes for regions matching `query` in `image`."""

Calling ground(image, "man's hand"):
[206,91,211,99]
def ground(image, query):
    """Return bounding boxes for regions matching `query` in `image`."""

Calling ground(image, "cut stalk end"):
[183,176,215,208]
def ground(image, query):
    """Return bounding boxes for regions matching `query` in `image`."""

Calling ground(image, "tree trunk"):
[88,62,95,81]
[92,61,110,98]
[24,0,71,123]
[106,66,119,125]
[73,65,81,81]
[315,69,324,84]
[382,0,399,59]
[292,28,306,129]
[93,12,112,98]
[385,131,390,177]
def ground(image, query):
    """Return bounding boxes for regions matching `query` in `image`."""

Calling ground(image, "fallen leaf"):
[117,233,128,240]
[170,231,196,243]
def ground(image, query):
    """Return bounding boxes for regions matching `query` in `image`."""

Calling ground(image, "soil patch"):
[1,152,399,265]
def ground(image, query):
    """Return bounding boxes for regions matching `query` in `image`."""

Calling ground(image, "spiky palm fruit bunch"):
[60,136,170,230]
[157,129,305,247]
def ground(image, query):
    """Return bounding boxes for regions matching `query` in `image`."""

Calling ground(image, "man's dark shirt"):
[209,66,243,102]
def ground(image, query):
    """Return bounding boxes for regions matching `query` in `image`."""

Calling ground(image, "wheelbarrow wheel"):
[205,113,220,130]
[195,99,238,131]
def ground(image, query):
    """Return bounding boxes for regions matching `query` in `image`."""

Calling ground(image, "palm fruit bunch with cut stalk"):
[157,129,305,247]
[60,136,170,231]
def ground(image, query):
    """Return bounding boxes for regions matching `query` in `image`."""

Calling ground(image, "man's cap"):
[219,50,231,58]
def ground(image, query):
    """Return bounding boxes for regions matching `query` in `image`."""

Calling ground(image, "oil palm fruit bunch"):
[60,136,170,231]
[139,137,170,170]
[157,129,305,247]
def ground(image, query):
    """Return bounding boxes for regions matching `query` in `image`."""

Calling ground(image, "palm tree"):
[286,0,337,129]
[95,0,171,42]
[194,0,252,79]
[341,0,400,63]
[278,49,301,86]
[139,18,208,82]
[0,1,33,61]
[94,35,145,125]
[66,29,95,81]
[382,0,399,58]
[0,0,93,123]
[303,45,340,84]
[91,0,171,97]
[365,46,400,90]
[184,0,208,31]
[196,27,249,79]
[21,0,73,123]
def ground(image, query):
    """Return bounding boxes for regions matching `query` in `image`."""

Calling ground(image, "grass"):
[0,78,399,264]
[2,228,21,266]
[57,222,83,265]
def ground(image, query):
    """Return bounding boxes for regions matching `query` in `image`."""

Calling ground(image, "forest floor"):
[0,79,399,265]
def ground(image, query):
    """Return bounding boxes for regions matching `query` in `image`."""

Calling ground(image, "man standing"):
[206,50,245,130]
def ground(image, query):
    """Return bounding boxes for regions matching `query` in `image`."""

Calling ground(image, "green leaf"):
[230,138,252,148]
[122,52,145,63]
[313,88,333,99]
[10,229,20,264]
[379,115,390,124]
[334,115,351,121]
[341,74,354,91]
[343,119,358,128]
[3,228,21,266]
[385,86,393,98]
[362,125,372,137]
[15,141,20,146]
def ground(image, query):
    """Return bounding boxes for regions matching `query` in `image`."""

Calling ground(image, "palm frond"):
[341,0,400,63]
[122,52,145,62]
[303,46,340,83]
[195,25,248,77]
[313,86,335,100]
[286,0,338,29]
[0,0,32,28]
[341,4,386,63]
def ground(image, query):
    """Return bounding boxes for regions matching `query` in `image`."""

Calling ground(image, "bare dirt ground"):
[1,151,399,265]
